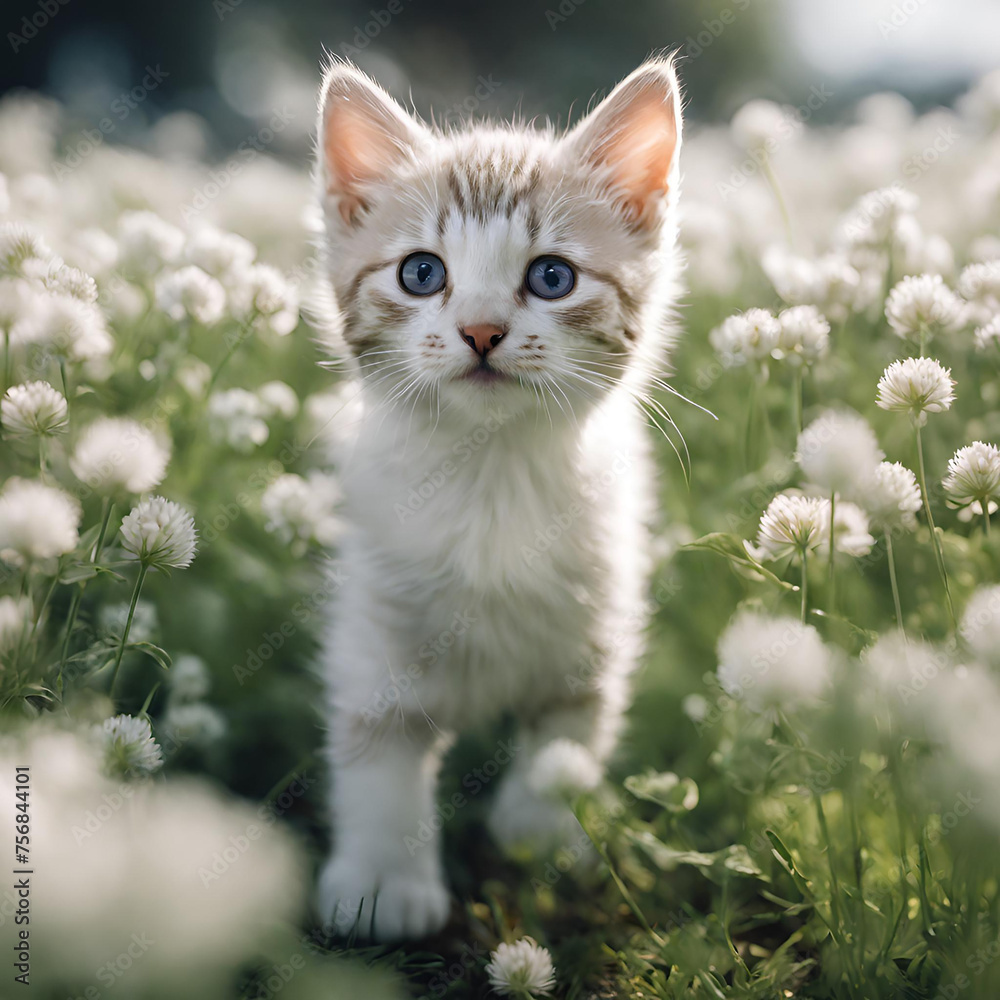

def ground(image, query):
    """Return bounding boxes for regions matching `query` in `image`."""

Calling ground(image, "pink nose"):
[460,323,507,358]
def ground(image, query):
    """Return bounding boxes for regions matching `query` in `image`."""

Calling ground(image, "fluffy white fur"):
[313,57,683,941]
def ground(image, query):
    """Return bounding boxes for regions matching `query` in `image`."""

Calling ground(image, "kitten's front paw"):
[315,855,450,942]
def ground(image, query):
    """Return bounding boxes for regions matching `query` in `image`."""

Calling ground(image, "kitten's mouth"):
[459,364,509,386]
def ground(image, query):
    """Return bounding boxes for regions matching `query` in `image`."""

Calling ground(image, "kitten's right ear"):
[317,61,429,226]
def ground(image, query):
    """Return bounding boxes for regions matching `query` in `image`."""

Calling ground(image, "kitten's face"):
[317,61,681,422]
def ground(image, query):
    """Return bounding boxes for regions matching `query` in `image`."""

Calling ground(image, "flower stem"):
[761,154,794,247]
[985,503,992,537]
[59,499,114,677]
[744,369,758,470]
[800,547,808,623]
[914,423,956,629]
[207,311,257,393]
[109,562,148,700]
[885,531,905,635]
[791,367,803,435]
[827,491,837,614]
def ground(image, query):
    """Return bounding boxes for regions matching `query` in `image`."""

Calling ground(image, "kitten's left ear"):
[565,58,682,228]
[317,60,431,226]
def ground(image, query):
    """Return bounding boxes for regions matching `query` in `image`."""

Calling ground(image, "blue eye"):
[398,252,446,296]
[526,257,575,299]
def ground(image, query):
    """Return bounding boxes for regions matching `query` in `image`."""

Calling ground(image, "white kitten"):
[313,57,683,941]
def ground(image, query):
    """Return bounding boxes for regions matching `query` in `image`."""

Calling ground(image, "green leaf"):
[765,830,812,899]
[59,564,100,584]
[128,641,172,671]
[626,829,716,871]
[624,770,699,812]
[682,532,796,592]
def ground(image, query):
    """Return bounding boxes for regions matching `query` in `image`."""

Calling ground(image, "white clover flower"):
[839,186,918,249]
[730,99,789,151]
[974,315,1000,353]
[749,492,829,562]
[868,462,922,531]
[70,417,171,495]
[43,263,98,304]
[260,472,342,550]
[99,715,163,778]
[175,356,212,398]
[117,211,184,277]
[861,633,947,700]
[161,702,226,749]
[957,585,1000,670]
[682,692,709,723]
[943,441,1000,513]
[120,496,197,570]
[957,260,1000,324]
[256,380,299,420]
[167,654,211,703]
[1,380,67,438]
[0,595,32,654]
[12,292,113,361]
[230,264,299,336]
[0,221,55,275]
[893,216,954,279]
[183,226,256,278]
[885,274,964,342]
[208,388,269,452]
[485,939,557,999]
[774,305,830,366]
[65,227,119,278]
[961,586,1000,669]
[0,277,48,338]
[526,739,602,799]
[797,409,883,501]
[876,357,955,424]
[818,500,875,558]
[709,308,780,367]
[717,610,832,712]
[155,265,226,326]
[0,477,80,563]
[99,599,158,644]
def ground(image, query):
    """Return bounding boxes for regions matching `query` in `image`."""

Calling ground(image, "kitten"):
[314,56,683,941]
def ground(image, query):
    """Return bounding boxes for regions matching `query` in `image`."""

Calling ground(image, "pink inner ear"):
[591,94,678,226]
[323,92,405,225]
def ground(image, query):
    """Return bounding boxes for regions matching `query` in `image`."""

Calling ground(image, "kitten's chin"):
[439,370,536,420]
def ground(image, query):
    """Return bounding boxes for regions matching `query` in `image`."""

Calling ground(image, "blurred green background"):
[4,0,999,160]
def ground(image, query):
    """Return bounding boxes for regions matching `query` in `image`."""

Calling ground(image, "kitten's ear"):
[565,58,682,228]
[317,61,429,226]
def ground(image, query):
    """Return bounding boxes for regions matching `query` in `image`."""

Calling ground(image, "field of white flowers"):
[3,67,1000,1000]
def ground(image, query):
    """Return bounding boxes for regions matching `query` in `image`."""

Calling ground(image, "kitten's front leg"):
[317,712,450,941]
[487,687,625,852]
